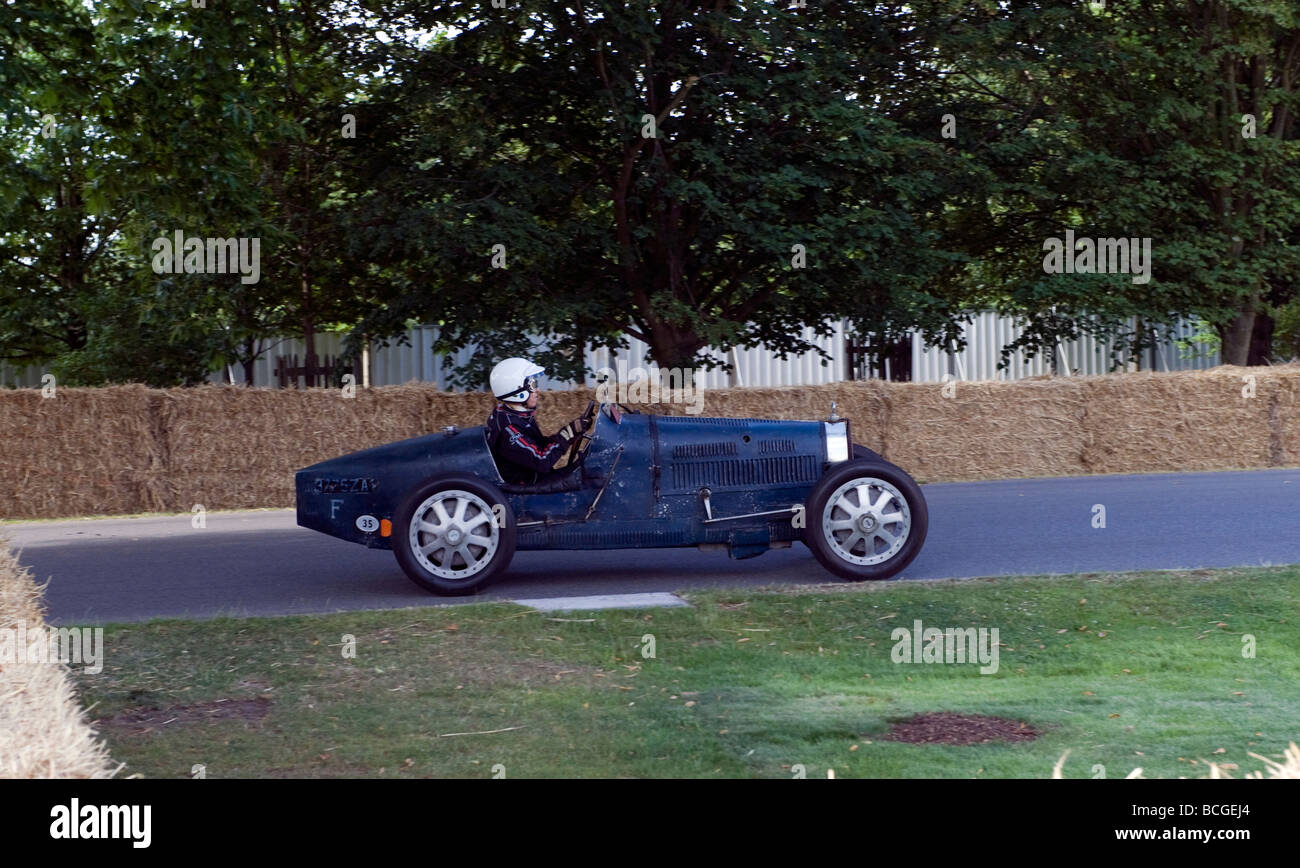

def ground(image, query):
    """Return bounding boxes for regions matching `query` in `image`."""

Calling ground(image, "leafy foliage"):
[2,1,1298,385]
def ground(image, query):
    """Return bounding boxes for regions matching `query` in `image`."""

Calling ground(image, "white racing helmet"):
[490,357,545,406]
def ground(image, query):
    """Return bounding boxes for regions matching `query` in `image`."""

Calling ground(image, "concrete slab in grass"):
[514,592,691,612]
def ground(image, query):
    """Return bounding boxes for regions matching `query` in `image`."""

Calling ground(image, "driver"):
[485,357,593,485]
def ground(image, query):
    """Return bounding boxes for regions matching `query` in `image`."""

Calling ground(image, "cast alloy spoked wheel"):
[393,474,516,595]
[409,490,499,579]
[803,459,928,581]
[822,478,910,566]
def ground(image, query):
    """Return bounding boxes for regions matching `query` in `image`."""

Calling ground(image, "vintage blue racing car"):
[295,402,928,594]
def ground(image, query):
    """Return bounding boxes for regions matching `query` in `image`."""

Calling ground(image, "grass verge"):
[73,566,1300,778]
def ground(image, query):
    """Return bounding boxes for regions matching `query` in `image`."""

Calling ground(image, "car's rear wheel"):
[804,460,927,581]
[393,475,516,595]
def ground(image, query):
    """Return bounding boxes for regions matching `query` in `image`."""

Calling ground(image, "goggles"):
[501,375,540,404]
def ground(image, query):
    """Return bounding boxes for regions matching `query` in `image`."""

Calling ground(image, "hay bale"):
[664,383,824,420]
[5,365,1300,519]
[0,538,115,778]
[530,388,598,432]
[884,377,1089,481]
[1079,367,1280,475]
[558,379,877,430]
[160,384,600,512]
[0,385,165,519]
[824,381,893,454]
[1268,365,1300,468]
[159,384,434,511]
[425,388,493,431]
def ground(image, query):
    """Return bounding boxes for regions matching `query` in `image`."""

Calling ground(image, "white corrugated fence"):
[0,314,1221,390]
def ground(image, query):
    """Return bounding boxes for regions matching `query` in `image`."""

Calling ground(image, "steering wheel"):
[565,400,598,467]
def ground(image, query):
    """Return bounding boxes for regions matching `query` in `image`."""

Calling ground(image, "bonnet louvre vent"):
[656,416,767,427]
[670,456,818,490]
[672,442,737,458]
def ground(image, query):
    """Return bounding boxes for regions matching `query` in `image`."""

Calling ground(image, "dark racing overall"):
[485,404,568,485]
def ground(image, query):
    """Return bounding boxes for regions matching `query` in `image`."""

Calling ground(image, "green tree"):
[1,0,385,385]
[346,1,982,385]
[946,0,1300,368]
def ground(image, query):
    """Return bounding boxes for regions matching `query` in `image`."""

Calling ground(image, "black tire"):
[852,444,908,476]
[804,459,928,581]
[392,474,517,595]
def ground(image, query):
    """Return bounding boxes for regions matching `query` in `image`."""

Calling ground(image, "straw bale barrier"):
[884,376,1090,481]
[0,539,115,777]
[158,384,431,510]
[0,384,165,517]
[0,365,1296,519]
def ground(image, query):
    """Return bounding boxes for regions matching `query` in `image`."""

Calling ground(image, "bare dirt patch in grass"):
[883,712,1039,745]
[95,696,272,736]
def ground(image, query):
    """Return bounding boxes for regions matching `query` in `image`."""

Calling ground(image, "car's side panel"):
[658,415,829,552]
[513,413,832,552]
[656,414,827,507]
[295,428,502,550]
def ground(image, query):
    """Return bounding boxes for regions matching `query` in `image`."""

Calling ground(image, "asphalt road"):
[7,468,1299,625]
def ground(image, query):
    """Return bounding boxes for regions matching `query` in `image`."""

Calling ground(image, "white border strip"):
[513,592,690,612]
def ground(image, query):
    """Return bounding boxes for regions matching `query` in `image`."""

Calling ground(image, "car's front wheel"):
[393,475,516,595]
[804,460,928,581]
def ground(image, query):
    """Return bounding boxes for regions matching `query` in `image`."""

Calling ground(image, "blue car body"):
[295,403,926,593]
[298,406,863,555]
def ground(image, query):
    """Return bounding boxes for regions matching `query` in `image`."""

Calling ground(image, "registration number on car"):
[314,477,379,494]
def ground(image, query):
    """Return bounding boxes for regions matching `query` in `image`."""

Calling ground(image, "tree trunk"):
[302,270,315,387]
[1248,310,1275,365]
[242,335,256,386]
[1221,301,1258,366]
[644,319,706,373]
[1133,316,1144,371]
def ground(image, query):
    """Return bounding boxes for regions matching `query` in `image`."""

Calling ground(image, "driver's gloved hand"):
[558,411,594,442]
